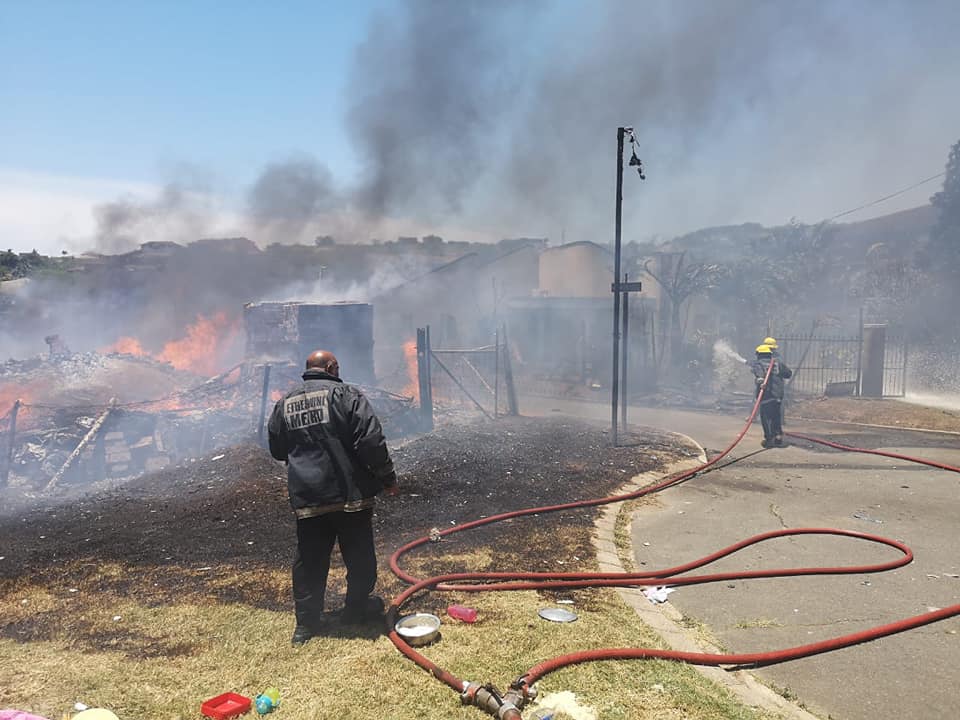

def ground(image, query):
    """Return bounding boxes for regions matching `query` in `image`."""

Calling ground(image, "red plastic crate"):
[201,692,252,720]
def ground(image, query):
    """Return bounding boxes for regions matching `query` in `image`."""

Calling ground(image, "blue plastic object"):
[254,688,280,715]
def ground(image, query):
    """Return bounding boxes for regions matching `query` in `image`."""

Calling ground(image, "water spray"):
[713,339,746,364]
[712,339,747,393]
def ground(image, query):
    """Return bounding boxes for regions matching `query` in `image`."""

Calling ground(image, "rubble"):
[0,346,249,491]
[1,351,109,379]
[0,298,429,496]
[1,350,419,495]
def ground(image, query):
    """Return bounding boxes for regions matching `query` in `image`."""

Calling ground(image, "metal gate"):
[778,333,860,396]
[777,329,909,397]
[415,325,518,429]
[882,336,908,397]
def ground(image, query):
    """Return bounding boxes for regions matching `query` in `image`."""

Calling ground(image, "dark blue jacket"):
[268,370,397,511]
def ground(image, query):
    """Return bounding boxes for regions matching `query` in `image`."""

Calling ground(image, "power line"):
[826,171,945,223]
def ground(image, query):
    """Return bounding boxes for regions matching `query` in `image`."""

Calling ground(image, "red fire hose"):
[785,430,960,473]
[386,360,960,715]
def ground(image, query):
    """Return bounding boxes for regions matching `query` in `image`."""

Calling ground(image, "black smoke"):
[247,157,340,240]
[347,0,542,217]
[346,0,960,240]
[93,181,216,254]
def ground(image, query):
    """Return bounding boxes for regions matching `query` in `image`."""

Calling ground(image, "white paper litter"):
[643,586,675,604]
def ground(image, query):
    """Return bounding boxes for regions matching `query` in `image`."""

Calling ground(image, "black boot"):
[341,595,385,625]
[291,624,314,647]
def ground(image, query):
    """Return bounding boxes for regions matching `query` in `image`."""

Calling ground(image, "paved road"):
[523,396,960,720]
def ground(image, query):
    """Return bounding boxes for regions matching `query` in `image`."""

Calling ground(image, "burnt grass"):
[0,416,693,653]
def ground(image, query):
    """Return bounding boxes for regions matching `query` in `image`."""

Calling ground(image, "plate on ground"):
[538,607,578,623]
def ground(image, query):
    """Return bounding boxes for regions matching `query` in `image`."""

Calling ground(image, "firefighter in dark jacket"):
[751,344,792,448]
[268,350,398,646]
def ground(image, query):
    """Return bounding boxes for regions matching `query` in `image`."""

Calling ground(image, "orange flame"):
[0,385,25,415]
[102,336,147,356]
[402,339,419,401]
[0,379,44,417]
[99,312,241,377]
[158,312,241,376]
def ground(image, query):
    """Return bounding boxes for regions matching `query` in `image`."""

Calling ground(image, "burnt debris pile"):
[0,345,417,495]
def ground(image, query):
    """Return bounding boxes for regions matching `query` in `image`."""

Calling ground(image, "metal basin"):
[395,613,441,646]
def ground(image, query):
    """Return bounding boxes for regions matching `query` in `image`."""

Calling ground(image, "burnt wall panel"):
[244,302,375,385]
[297,303,374,385]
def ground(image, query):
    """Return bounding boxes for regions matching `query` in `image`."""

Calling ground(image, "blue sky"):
[1,1,380,187]
[2,1,959,254]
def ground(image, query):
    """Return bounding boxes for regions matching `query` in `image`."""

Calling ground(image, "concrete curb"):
[592,437,821,720]
[791,415,960,436]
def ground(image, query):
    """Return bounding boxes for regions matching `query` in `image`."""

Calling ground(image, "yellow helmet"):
[763,336,778,348]
[755,344,772,355]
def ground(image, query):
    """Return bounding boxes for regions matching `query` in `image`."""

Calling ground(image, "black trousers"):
[760,399,783,440]
[292,508,377,628]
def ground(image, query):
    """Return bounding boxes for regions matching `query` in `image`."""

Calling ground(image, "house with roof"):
[506,240,656,389]
[371,239,544,374]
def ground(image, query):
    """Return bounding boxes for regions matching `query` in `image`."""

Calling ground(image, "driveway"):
[523,395,960,720]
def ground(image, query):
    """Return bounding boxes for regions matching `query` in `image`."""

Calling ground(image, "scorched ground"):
[0,415,696,654]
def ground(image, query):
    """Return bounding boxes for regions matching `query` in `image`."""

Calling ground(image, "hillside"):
[664,204,937,263]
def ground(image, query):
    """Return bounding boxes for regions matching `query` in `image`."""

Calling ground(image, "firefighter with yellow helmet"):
[751,343,792,447]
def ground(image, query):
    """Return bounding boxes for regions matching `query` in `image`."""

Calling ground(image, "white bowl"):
[395,612,442,646]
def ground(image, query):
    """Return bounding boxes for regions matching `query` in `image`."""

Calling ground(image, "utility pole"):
[611,128,645,445]
[621,273,629,431]
[611,127,625,447]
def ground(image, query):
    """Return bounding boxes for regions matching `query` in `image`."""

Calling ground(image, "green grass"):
[1,563,787,720]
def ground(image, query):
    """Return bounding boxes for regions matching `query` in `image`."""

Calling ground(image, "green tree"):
[929,139,960,270]
[0,250,19,275]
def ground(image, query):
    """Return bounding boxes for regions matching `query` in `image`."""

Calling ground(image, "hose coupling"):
[460,682,481,705]
[460,682,525,719]
[510,676,537,702]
